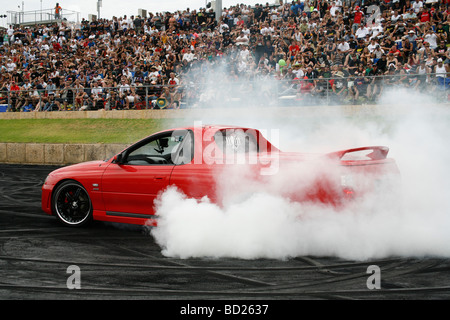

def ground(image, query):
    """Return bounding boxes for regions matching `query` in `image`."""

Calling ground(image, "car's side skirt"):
[106,211,155,219]
[93,210,158,226]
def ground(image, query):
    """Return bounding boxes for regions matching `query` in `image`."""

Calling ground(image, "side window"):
[124,130,193,165]
[213,129,258,154]
[172,130,194,165]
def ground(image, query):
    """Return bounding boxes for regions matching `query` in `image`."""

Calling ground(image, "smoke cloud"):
[149,65,450,261]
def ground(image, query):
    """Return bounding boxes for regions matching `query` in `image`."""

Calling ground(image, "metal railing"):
[7,8,80,26]
[1,72,449,112]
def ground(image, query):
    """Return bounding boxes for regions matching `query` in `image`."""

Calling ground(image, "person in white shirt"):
[182,48,196,63]
[424,29,438,49]
[241,26,251,36]
[90,81,104,108]
[238,44,250,61]
[370,24,384,39]
[403,8,417,20]
[127,16,135,30]
[40,41,50,51]
[260,23,273,36]
[235,31,249,46]
[148,66,160,82]
[367,39,380,53]
[337,38,351,54]
[355,25,369,39]
[292,63,304,79]
[121,15,129,31]
[6,26,14,43]
[330,2,339,17]
[6,59,16,72]
[372,45,385,60]
[412,0,423,13]
[391,10,402,23]
[122,67,132,79]
[219,22,229,34]
[117,78,131,107]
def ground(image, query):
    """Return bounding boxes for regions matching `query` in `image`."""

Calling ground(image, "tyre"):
[52,180,93,227]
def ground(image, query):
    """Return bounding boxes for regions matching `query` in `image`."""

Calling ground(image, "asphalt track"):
[1,164,450,303]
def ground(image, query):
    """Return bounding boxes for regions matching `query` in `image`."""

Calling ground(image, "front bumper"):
[41,182,54,215]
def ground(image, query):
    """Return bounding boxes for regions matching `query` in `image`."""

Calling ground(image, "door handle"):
[154,176,165,180]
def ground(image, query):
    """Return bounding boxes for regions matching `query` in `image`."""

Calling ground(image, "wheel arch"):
[50,178,85,215]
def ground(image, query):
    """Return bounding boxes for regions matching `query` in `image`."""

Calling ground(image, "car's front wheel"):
[52,180,93,227]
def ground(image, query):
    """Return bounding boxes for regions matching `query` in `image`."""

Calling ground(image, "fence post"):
[7,90,11,112]
[145,85,149,109]
[326,79,329,106]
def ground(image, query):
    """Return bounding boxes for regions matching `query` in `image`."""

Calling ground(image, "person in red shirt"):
[388,44,401,58]
[352,6,364,34]
[297,76,314,101]
[419,7,431,23]
[7,81,21,112]
[9,81,20,92]
[288,40,300,60]
[52,41,62,51]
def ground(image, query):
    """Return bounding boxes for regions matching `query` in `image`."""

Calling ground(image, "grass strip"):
[0,119,187,144]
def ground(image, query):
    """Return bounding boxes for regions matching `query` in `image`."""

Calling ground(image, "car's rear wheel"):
[52,180,93,227]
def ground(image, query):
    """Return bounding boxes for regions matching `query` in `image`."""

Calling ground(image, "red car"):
[41,125,399,227]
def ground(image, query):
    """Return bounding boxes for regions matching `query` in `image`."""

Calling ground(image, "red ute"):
[41,125,400,227]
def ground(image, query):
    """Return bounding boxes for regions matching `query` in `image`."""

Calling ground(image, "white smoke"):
[149,68,450,261]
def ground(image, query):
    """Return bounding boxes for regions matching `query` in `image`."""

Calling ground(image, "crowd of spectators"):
[1,0,450,111]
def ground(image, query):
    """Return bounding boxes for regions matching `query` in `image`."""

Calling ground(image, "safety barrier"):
[0,142,127,165]
[1,72,450,114]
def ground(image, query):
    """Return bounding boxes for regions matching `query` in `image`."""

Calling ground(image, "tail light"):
[342,187,355,200]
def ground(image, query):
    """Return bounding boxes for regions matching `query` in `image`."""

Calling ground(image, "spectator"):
[412,0,424,14]
[352,6,364,34]
[235,31,250,47]
[435,58,450,89]
[424,28,438,49]
[55,3,62,19]
[43,92,60,111]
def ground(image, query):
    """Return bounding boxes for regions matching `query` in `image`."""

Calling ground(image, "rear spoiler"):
[326,146,389,161]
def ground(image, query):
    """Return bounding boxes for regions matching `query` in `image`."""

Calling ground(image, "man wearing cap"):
[435,40,447,60]
[352,6,364,34]
[406,29,417,42]
[435,57,450,89]
[403,8,417,21]
[46,79,57,96]
[6,59,16,72]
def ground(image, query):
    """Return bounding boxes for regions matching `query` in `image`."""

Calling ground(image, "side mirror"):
[113,153,123,164]
[160,138,169,148]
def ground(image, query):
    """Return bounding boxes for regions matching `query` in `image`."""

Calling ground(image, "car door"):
[101,130,189,219]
